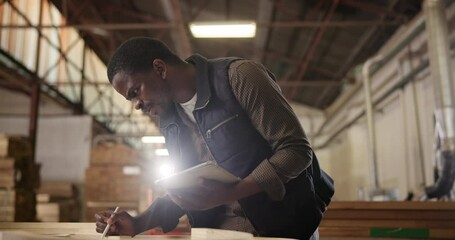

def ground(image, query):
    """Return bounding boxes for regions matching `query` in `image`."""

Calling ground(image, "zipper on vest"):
[193,113,240,179]
[206,114,239,139]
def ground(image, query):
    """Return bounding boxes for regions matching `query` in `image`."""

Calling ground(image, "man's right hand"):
[95,210,136,237]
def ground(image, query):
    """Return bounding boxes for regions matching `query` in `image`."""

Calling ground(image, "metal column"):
[29,0,44,162]
[362,55,383,191]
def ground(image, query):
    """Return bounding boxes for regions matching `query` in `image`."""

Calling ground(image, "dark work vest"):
[159,54,334,240]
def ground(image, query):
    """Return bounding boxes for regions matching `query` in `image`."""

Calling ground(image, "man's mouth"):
[142,104,152,115]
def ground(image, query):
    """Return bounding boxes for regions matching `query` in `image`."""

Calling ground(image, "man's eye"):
[132,88,139,97]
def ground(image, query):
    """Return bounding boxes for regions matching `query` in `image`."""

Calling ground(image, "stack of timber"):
[0,188,36,222]
[0,188,14,221]
[0,135,38,222]
[85,142,145,221]
[320,201,455,239]
[6,136,40,189]
[36,182,80,222]
[0,158,14,188]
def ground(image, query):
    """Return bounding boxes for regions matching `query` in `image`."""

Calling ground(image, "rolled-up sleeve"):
[228,60,313,201]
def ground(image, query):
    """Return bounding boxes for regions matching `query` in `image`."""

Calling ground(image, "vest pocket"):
[206,114,239,139]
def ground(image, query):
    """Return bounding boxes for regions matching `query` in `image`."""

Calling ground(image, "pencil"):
[100,206,119,240]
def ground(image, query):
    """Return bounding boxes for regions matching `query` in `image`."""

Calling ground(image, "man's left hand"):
[167,178,237,211]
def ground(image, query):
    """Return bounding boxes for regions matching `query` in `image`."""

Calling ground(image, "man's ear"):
[152,59,167,78]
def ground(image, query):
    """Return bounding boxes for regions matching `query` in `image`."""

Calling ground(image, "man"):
[95,37,334,240]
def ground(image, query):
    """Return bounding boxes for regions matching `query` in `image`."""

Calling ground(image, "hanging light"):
[189,21,256,38]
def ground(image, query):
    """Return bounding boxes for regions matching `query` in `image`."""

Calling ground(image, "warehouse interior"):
[0,0,455,239]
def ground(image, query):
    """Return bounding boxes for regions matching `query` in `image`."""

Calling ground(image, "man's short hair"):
[107,37,182,83]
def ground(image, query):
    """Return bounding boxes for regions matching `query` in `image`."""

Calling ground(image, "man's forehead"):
[112,72,131,94]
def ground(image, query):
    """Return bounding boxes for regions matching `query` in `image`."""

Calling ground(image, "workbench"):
[0,223,293,240]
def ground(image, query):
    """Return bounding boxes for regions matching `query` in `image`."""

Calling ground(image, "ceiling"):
[48,0,422,109]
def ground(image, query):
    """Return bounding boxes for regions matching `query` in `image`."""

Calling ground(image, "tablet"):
[154,161,241,189]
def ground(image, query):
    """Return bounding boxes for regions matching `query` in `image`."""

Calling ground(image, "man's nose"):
[133,99,144,110]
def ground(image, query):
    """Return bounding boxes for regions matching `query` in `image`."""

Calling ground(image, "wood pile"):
[14,189,37,222]
[0,157,15,222]
[36,182,80,222]
[320,201,455,239]
[84,143,144,221]
[0,135,38,222]
[0,158,14,188]
[0,189,14,221]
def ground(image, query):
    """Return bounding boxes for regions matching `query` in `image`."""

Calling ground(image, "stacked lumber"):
[14,189,36,222]
[0,135,38,222]
[0,189,35,222]
[5,136,40,189]
[0,157,16,221]
[0,135,8,158]
[320,201,455,239]
[0,158,14,188]
[36,182,80,222]
[85,143,144,221]
[90,143,142,166]
[37,201,78,222]
[0,189,14,221]
[85,166,141,202]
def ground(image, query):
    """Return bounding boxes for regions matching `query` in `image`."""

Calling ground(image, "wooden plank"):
[320,227,455,239]
[319,227,370,237]
[0,158,14,168]
[191,228,253,239]
[0,135,8,158]
[0,231,188,240]
[85,166,141,202]
[36,193,50,203]
[0,170,15,187]
[0,189,15,202]
[0,223,287,239]
[327,201,455,210]
[0,222,94,230]
[38,182,75,198]
[324,209,455,220]
[0,206,14,221]
[430,229,455,239]
[90,143,142,166]
[0,223,96,235]
[320,219,455,229]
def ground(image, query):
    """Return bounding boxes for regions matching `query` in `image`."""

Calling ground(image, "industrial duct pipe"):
[424,0,455,199]
[362,55,383,191]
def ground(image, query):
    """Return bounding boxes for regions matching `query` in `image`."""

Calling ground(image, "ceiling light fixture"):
[189,22,256,38]
[155,148,169,156]
[141,136,166,143]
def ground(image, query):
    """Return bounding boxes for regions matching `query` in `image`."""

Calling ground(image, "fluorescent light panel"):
[142,136,165,143]
[190,22,256,38]
[155,148,169,156]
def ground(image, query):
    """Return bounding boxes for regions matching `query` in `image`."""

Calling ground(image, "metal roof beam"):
[339,0,407,20]
[0,20,401,30]
[288,0,341,99]
[254,0,274,62]
[160,0,192,58]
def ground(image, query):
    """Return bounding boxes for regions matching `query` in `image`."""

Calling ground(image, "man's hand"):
[95,210,136,237]
[168,175,261,211]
